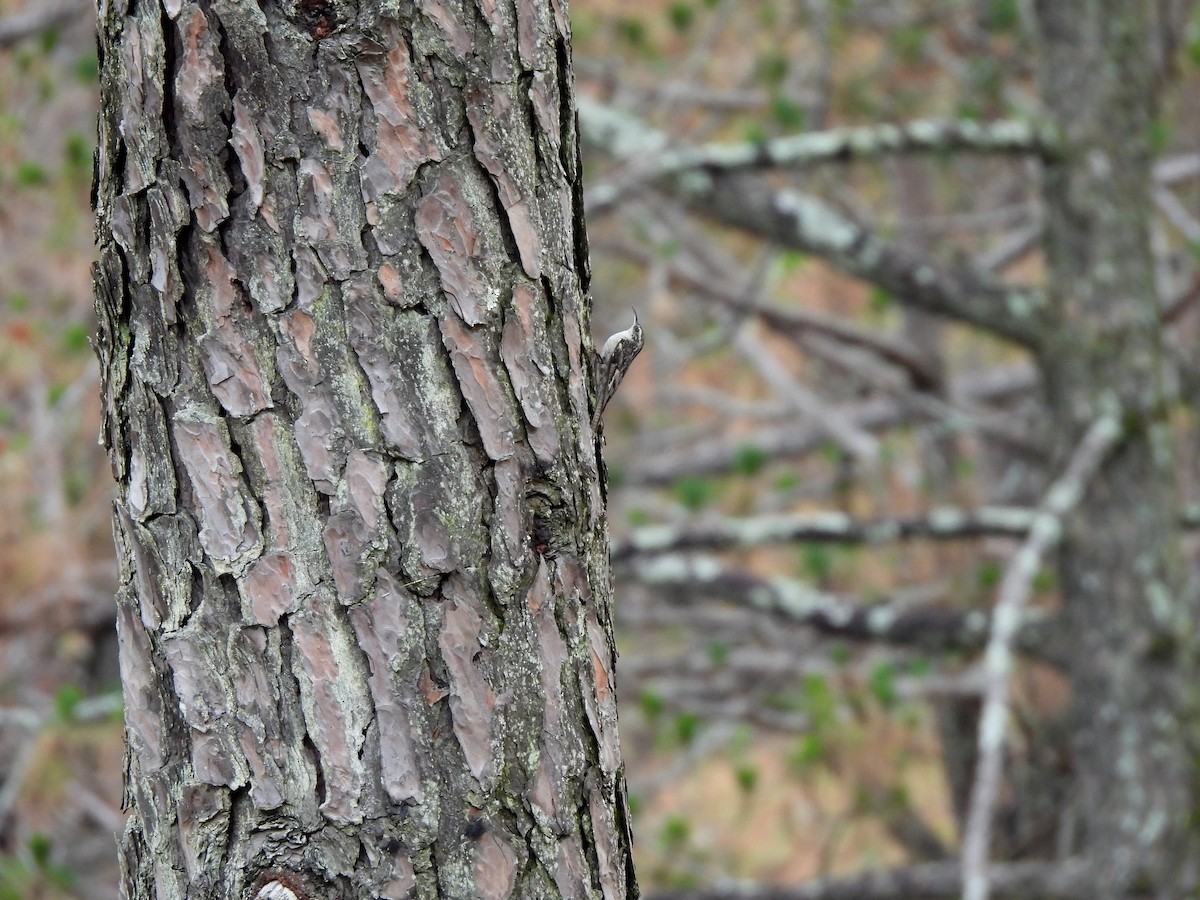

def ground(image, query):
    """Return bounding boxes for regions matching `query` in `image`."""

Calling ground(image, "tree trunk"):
[93,1,636,897]
[1034,0,1199,891]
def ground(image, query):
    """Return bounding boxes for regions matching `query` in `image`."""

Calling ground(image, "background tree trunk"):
[1034,0,1199,890]
[93,1,636,897]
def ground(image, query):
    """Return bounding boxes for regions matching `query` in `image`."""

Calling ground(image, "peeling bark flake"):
[290,595,370,823]
[242,552,298,626]
[439,579,496,788]
[440,313,519,461]
[116,599,164,770]
[349,571,424,804]
[356,36,442,200]
[417,171,498,326]
[171,413,262,570]
[473,831,518,900]
[231,97,266,212]
[586,614,622,778]
[467,88,544,279]
[501,282,560,463]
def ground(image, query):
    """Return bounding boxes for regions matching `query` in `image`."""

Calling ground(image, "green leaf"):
[773,472,799,493]
[770,94,805,130]
[660,815,690,847]
[674,475,718,511]
[735,764,759,793]
[28,835,52,869]
[869,287,893,313]
[64,132,92,174]
[667,2,694,32]
[675,711,701,744]
[1148,119,1171,155]
[61,323,90,355]
[801,672,836,729]
[707,641,729,666]
[616,17,647,48]
[801,544,833,582]
[639,691,665,720]
[977,561,1002,589]
[55,684,83,721]
[16,161,47,187]
[868,662,898,709]
[788,733,825,772]
[755,53,788,87]
[889,25,926,64]
[733,443,768,476]
[982,0,1020,31]
[74,52,99,83]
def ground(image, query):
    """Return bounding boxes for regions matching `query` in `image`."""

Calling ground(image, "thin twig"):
[960,415,1122,900]
[0,1,83,48]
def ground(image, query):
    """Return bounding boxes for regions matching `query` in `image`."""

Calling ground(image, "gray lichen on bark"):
[94,0,634,897]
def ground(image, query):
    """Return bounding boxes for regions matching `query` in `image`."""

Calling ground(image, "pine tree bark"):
[93,1,636,897]
[1034,0,1199,891]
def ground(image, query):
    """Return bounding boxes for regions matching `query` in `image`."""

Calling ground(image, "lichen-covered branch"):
[651,117,1061,175]
[961,415,1121,900]
[578,100,1048,346]
[621,552,1058,657]
[644,859,1092,900]
[621,363,1039,484]
[615,506,1036,561]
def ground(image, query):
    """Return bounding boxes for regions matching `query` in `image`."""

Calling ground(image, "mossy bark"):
[93,1,636,897]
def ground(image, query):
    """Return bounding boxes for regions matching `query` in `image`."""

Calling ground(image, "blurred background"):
[2,0,1200,896]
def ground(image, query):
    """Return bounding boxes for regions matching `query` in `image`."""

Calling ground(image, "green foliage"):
[735,763,759,793]
[769,94,805,130]
[1148,119,1171,155]
[73,52,99,83]
[616,17,648,49]
[888,25,927,64]
[64,132,92,176]
[977,561,1002,590]
[772,471,799,493]
[39,29,60,55]
[800,543,834,583]
[800,672,836,730]
[659,815,690,847]
[674,711,701,745]
[869,288,893,313]
[54,683,83,722]
[0,835,74,900]
[706,641,729,666]
[788,733,826,773]
[15,160,47,187]
[639,690,666,720]
[733,443,768,476]
[674,474,719,511]
[60,323,90,355]
[867,662,898,710]
[982,0,1020,32]
[1032,567,1056,592]
[625,507,650,526]
[755,53,789,87]
[667,2,694,32]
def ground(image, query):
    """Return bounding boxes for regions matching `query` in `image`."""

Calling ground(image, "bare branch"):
[644,859,1092,900]
[733,325,881,463]
[652,118,1061,175]
[578,99,1048,346]
[622,552,1058,657]
[961,416,1122,900]
[616,506,1036,560]
[623,370,1038,485]
[0,1,82,48]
